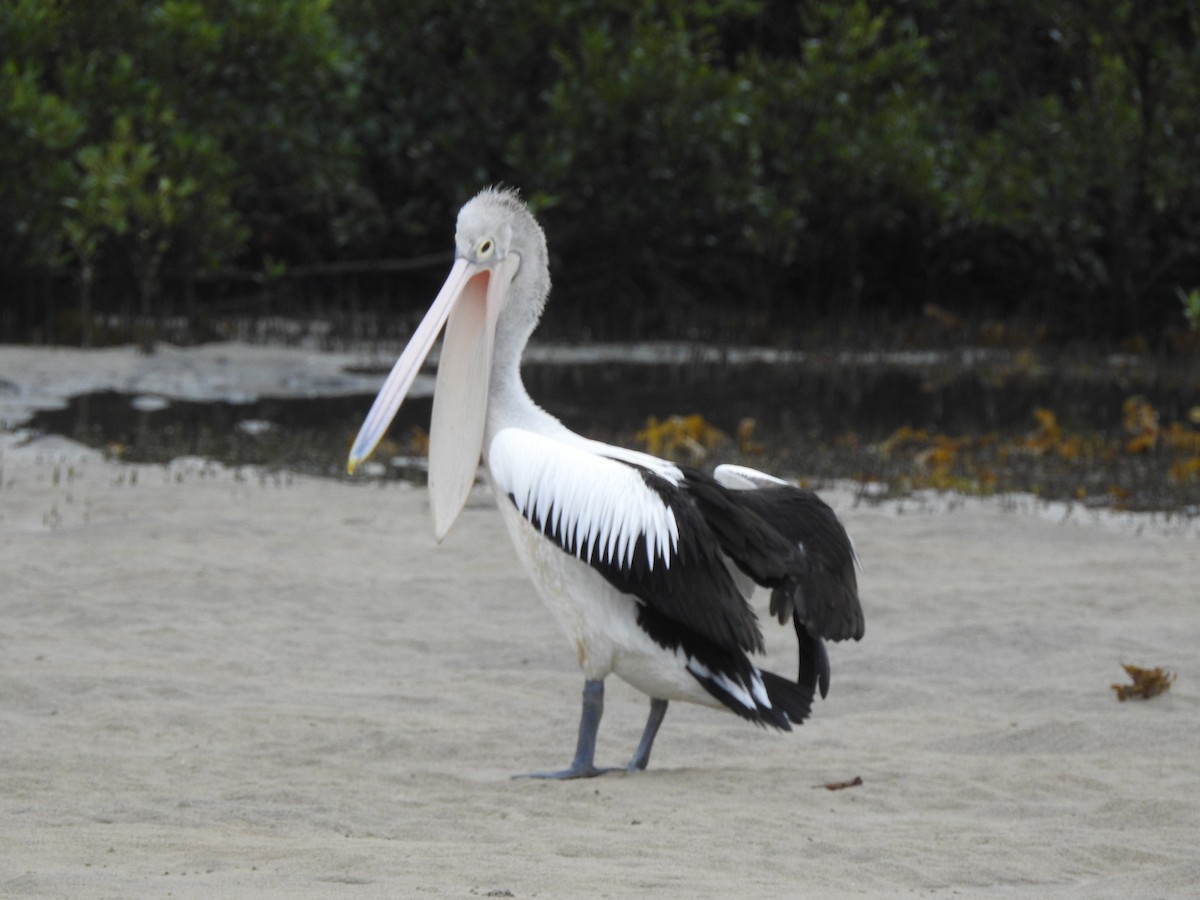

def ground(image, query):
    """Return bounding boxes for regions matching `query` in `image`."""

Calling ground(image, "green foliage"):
[528,2,771,315]
[926,0,1200,332]
[335,0,556,245]
[58,116,157,345]
[2,0,1199,344]
[60,117,149,260]
[741,2,940,309]
[0,56,85,266]
[1178,287,1200,331]
[1,0,365,339]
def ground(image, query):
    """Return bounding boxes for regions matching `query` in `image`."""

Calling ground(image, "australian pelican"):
[348,188,864,778]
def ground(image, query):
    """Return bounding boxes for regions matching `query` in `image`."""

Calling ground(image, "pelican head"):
[347,187,549,539]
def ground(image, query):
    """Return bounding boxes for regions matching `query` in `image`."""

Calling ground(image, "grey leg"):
[626,698,668,771]
[516,679,617,780]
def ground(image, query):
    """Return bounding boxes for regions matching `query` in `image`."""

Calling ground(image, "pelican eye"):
[476,238,495,259]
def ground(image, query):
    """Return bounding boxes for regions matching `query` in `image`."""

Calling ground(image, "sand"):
[1,343,1198,898]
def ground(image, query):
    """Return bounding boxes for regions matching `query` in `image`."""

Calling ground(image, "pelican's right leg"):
[516,679,616,780]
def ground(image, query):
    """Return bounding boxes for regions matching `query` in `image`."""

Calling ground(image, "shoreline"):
[5,340,1200,521]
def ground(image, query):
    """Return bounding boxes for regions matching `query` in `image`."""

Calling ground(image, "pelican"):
[348,187,864,778]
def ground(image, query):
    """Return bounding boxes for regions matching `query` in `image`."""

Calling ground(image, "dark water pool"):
[25,352,1200,509]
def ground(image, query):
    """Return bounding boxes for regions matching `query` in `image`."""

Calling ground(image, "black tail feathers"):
[759,626,831,729]
[797,621,832,700]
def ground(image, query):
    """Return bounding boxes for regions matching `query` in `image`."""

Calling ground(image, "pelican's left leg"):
[626,698,669,771]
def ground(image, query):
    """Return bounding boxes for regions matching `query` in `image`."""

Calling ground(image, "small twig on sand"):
[814,776,864,791]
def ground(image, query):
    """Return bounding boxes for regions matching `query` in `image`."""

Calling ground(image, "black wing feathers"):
[677,469,804,585]
[680,471,864,643]
[737,485,864,643]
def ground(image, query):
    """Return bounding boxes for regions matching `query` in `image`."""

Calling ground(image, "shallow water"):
[27,351,1199,506]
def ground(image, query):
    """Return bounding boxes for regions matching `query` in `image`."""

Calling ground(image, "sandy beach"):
[1,344,1197,898]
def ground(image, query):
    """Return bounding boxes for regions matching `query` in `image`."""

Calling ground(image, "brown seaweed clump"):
[1111,664,1176,701]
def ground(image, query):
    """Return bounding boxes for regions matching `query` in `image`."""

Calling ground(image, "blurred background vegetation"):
[3,0,1199,348]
